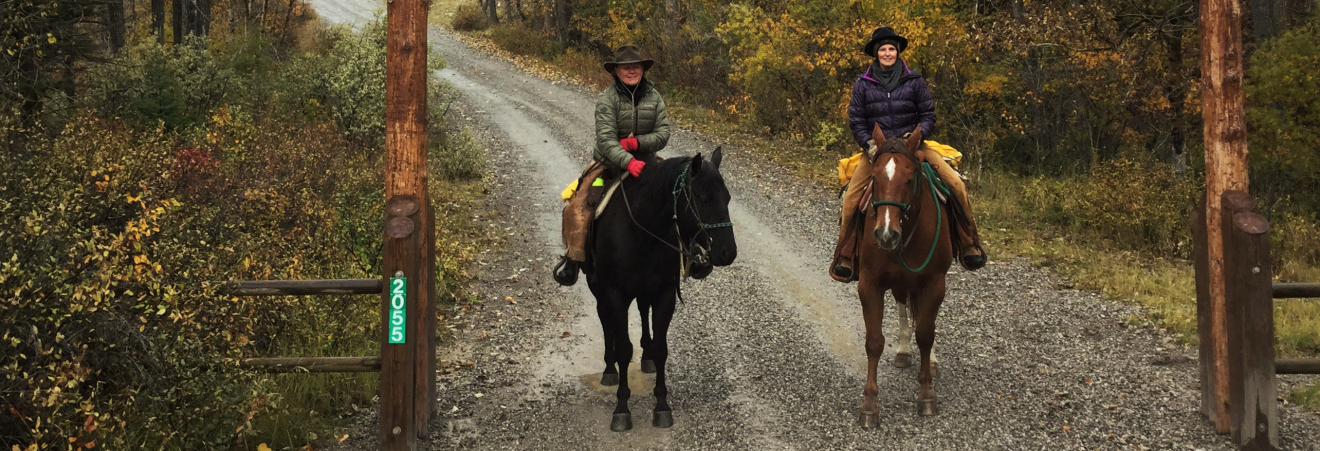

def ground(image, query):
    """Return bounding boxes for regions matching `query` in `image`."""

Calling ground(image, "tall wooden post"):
[380,198,421,450]
[1222,195,1279,449]
[1198,0,1250,434]
[383,0,434,445]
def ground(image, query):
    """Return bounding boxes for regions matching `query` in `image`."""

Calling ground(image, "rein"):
[869,156,944,273]
[619,163,732,274]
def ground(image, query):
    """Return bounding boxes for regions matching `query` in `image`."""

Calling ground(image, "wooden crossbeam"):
[1275,359,1320,375]
[218,279,382,296]
[1272,283,1320,299]
[239,356,381,373]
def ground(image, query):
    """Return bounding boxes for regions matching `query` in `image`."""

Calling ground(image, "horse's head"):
[868,124,924,252]
[679,146,737,276]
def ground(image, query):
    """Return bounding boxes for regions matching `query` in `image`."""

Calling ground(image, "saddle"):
[835,174,977,276]
[562,157,656,267]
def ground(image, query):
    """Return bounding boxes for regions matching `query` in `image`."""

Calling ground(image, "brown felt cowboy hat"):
[863,27,909,57]
[602,45,655,73]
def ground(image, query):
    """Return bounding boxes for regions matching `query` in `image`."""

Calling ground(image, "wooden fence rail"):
[240,356,381,373]
[1272,283,1320,299]
[217,279,382,296]
[1275,359,1320,375]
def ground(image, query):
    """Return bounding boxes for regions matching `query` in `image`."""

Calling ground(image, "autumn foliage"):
[1,18,480,450]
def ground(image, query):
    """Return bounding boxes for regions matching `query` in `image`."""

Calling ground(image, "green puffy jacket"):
[594,78,672,170]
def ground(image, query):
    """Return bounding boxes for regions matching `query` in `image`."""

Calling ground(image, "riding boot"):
[921,150,987,271]
[831,156,872,282]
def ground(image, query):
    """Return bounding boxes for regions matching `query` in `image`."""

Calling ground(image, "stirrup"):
[553,256,579,286]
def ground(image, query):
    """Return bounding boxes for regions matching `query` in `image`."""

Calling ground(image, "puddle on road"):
[579,369,656,395]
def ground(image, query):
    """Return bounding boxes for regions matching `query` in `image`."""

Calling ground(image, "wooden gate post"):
[1198,0,1250,434]
[380,196,422,450]
[384,0,434,441]
[1222,193,1278,449]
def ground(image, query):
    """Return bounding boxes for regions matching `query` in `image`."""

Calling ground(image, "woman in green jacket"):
[555,45,673,286]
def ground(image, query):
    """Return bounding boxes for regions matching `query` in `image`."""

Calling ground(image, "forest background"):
[2,0,1319,449]
[443,0,1320,416]
[1,0,491,449]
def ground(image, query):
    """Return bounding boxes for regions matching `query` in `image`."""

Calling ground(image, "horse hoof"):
[857,412,881,429]
[652,410,673,428]
[917,399,939,416]
[610,412,633,432]
[894,353,912,368]
[600,373,619,386]
[640,360,657,374]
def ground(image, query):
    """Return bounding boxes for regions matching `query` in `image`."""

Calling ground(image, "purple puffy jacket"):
[847,61,937,150]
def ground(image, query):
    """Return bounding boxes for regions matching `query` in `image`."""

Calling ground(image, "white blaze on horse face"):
[880,158,898,233]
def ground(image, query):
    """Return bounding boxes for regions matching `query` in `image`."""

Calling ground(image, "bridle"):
[868,147,944,273]
[620,163,733,274]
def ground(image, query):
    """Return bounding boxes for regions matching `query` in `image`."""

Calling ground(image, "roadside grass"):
[432,4,1320,412]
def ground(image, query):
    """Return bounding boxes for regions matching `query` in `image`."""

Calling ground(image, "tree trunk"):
[1011,0,1025,21]
[152,0,164,43]
[542,0,552,35]
[553,0,568,43]
[663,0,678,66]
[1165,32,1189,175]
[486,0,499,24]
[281,0,296,44]
[1249,0,1287,40]
[504,0,516,24]
[262,0,271,31]
[193,0,210,37]
[106,0,126,52]
[172,0,184,42]
[1198,0,1251,434]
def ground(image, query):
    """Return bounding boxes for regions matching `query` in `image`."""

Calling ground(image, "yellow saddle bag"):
[837,140,963,185]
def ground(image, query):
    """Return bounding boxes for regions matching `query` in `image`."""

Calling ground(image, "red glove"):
[626,159,646,177]
[619,136,639,152]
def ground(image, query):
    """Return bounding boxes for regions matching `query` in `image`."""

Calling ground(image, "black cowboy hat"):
[602,45,655,73]
[863,26,909,57]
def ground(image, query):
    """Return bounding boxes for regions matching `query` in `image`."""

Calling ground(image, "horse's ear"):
[904,127,923,153]
[690,153,704,177]
[711,146,723,170]
[871,123,887,147]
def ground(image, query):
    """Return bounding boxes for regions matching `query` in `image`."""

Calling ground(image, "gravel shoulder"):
[308,1,1320,449]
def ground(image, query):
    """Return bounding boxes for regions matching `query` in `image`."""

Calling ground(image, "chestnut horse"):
[854,124,953,427]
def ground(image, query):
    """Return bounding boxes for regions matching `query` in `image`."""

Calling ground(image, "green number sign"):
[388,277,406,344]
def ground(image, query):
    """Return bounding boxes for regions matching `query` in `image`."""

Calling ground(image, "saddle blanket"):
[837,140,963,186]
[561,176,624,219]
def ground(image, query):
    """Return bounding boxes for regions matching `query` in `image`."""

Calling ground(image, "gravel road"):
[308,1,1320,449]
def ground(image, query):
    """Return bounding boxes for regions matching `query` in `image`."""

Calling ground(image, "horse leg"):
[913,276,947,416]
[639,300,657,374]
[857,278,886,429]
[596,299,620,386]
[608,299,636,432]
[893,290,913,368]
[643,288,676,427]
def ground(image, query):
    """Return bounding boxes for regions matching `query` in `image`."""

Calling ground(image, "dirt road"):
[308,1,1320,449]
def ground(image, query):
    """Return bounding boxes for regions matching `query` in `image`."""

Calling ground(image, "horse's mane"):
[624,156,695,202]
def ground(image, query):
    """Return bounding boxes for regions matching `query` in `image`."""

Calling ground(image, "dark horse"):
[855,125,954,427]
[582,147,737,432]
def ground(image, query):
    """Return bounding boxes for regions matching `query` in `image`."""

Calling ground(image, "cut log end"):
[1232,212,1269,235]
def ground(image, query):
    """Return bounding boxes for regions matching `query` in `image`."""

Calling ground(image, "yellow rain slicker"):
[561,178,606,202]
[837,140,963,185]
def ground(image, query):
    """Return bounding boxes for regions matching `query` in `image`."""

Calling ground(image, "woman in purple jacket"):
[830,27,986,281]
